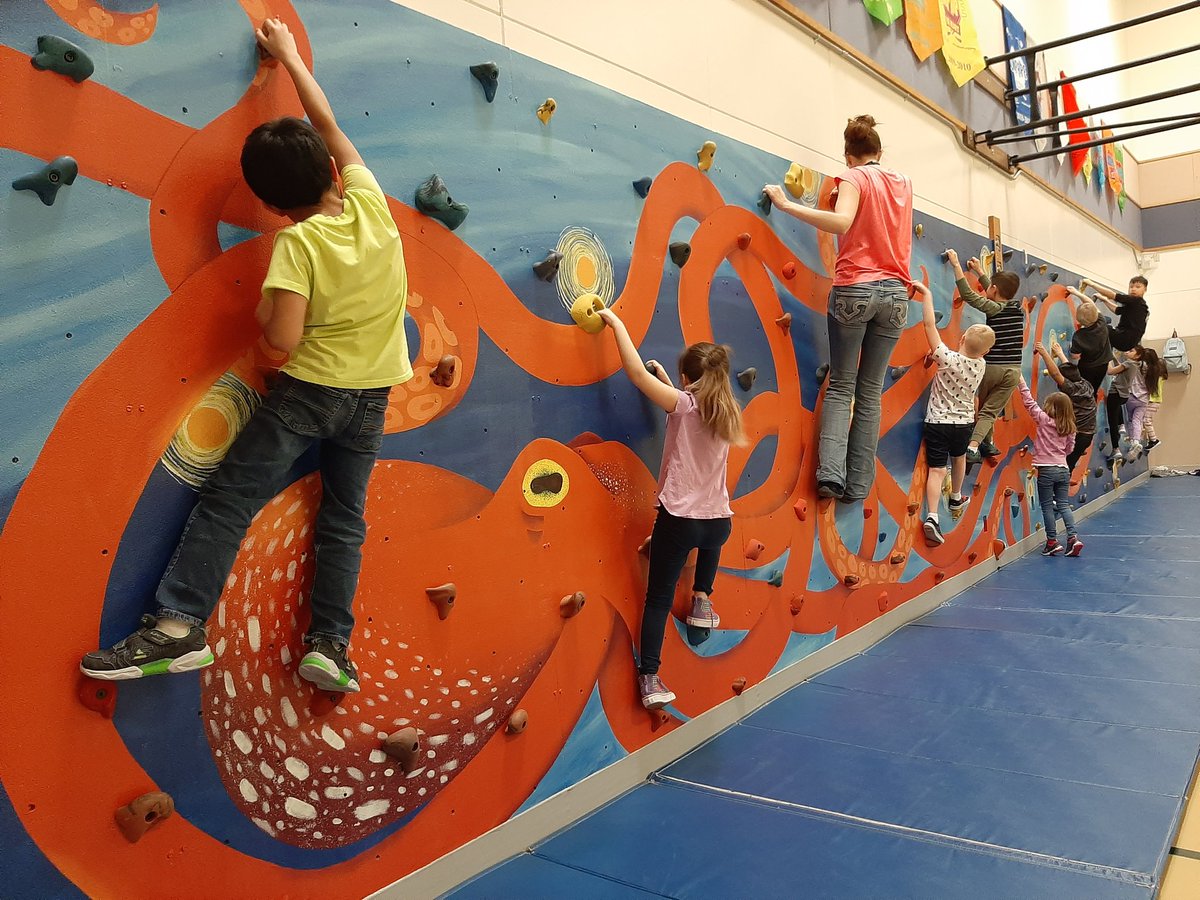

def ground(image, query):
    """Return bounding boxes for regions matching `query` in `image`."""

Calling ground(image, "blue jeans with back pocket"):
[818,279,909,497]
[156,373,390,645]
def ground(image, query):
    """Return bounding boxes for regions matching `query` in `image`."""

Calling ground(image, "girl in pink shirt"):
[1017,377,1082,557]
[597,307,744,710]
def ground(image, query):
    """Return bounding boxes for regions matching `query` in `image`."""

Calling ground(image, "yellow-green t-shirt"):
[261,164,412,390]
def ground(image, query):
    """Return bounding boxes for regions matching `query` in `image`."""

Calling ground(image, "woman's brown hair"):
[678,343,745,445]
[844,115,882,159]
[1045,392,1077,436]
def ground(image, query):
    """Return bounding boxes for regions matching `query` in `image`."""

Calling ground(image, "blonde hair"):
[678,343,745,445]
[1076,302,1099,326]
[1045,393,1077,436]
[963,324,996,356]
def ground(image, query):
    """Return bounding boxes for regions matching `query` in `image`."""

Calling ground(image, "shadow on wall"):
[0,1,1144,897]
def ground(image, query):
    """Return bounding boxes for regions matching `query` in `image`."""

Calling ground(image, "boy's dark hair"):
[241,117,332,210]
[1058,362,1082,382]
[991,270,1021,300]
[1130,275,1149,288]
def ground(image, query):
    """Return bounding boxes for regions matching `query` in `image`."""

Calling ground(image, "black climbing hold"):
[1099,441,1108,453]
[12,155,77,206]
[736,367,757,392]
[1025,263,1038,276]
[1079,493,1087,503]
[30,35,94,83]
[815,363,830,385]
[935,310,944,324]
[531,472,564,495]
[669,242,691,268]
[1002,248,1014,261]
[1049,272,1060,282]
[632,176,652,198]
[1093,466,1104,478]
[940,250,950,262]
[414,175,468,230]
[756,191,771,215]
[686,624,710,647]
[878,532,887,543]
[532,250,562,282]
[645,361,658,375]
[889,365,909,381]
[1011,505,1019,518]
[469,61,499,102]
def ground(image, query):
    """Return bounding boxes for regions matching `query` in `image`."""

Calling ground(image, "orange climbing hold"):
[431,355,456,388]
[789,596,803,616]
[506,709,529,734]
[877,591,890,612]
[731,676,747,696]
[558,591,586,618]
[991,539,1005,558]
[793,498,807,521]
[114,791,174,844]
[77,678,116,719]
[426,583,457,620]
[382,727,422,773]
[744,539,765,561]
[782,261,797,279]
[1003,488,1014,497]
[968,552,978,563]
[775,312,792,333]
[736,232,752,250]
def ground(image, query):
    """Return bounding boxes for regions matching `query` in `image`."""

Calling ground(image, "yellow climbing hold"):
[570,293,606,334]
[696,140,716,172]
[536,98,556,125]
[784,162,821,206]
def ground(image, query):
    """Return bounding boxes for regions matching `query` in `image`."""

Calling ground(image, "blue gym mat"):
[448,478,1200,899]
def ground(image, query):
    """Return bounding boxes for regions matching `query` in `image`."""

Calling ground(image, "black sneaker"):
[966,447,982,465]
[981,441,1002,458]
[948,495,970,520]
[923,516,945,546]
[299,638,360,693]
[817,480,844,499]
[80,614,213,681]
[1146,439,1160,451]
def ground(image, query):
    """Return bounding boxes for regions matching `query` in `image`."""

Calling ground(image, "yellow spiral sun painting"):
[161,373,261,488]
[554,226,615,311]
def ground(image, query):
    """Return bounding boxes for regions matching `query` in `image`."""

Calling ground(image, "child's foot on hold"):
[923,515,945,546]
[1066,536,1084,557]
[980,441,1002,458]
[1127,440,1143,461]
[299,638,360,693]
[948,495,970,520]
[1041,540,1065,557]
[80,614,213,681]
[686,595,720,628]
[638,673,676,710]
[966,447,982,465]
[1110,448,1124,463]
[817,480,844,499]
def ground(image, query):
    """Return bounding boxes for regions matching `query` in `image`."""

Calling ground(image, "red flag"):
[1059,72,1092,176]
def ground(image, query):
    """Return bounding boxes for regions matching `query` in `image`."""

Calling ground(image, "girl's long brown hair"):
[1045,392,1077,436]
[678,342,745,445]
[1136,346,1167,395]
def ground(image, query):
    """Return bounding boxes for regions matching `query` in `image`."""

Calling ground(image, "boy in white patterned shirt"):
[913,282,996,546]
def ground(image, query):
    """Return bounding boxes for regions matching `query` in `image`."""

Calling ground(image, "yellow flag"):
[939,0,985,86]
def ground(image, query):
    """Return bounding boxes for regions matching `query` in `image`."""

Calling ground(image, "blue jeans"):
[1036,466,1077,542]
[156,373,390,645]
[818,279,909,497]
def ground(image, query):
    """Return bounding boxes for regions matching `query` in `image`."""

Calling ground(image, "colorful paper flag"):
[939,0,985,86]
[1114,144,1127,211]
[1094,144,1105,193]
[1081,142,1094,184]
[904,0,942,61]
[1001,7,1031,127]
[1103,127,1119,196]
[863,0,903,25]
[1058,73,1092,176]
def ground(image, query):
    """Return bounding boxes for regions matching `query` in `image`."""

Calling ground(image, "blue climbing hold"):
[756,191,771,215]
[767,570,783,588]
[30,35,94,83]
[469,62,499,102]
[414,175,468,230]
[632,176,652,198]
[878,532,887,543]
[12,155,78,206]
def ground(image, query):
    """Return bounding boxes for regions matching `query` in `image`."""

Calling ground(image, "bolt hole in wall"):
[0,1,1146,897]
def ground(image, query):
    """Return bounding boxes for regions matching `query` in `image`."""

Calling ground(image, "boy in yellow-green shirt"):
[81,18,410,692]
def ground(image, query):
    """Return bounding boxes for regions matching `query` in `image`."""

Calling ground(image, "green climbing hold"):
[632,177,652,198]
[736,367,757,392]
[532,250,562,282]
[12,155,78,206]
[815,363,830,384]
[414,175,468,230]
[757,191,771,215]
[669,242,691,268]
[469,62,499,102]
[31,35,94,83]
[767,570,783,588]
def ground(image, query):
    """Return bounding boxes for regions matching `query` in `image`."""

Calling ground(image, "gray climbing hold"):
[815,363,830,385]
[669,241,691,268]
[12,155,78,206]
[1048,272,1060,282]
[889,365,909,381]
[686,624,710,647]
[414,175,468,230]
[1002,248,1014,261]
[756,191,771,215]
[736,367,757,391]
[632,177,652,198]
[532,250,562,282]
[30,35,94,83]
[1093,466,1104,478]
[1079,493,1087,503]
[935,310,944,324]
[1025,263,1038,275]
[469,62,499,102]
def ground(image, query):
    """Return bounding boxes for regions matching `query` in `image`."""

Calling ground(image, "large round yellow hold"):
[570,293,606,334]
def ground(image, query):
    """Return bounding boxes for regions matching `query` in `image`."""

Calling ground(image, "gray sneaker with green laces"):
[298,638,360,693]
[80,614,213,681]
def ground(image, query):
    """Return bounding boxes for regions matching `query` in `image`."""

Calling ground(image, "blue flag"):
[1002,7,1031,127]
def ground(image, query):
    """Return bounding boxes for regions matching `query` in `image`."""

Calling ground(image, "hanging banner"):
[1102,126,1119,195]
[1059,73,1092,176]
[1081,141,1094,184]
[1001,7,1031,127]
[863,0,903,25]
[904,0,942,61]
[1114,143,1127,211]
[939,0,985,86]
[1094,144,1105,193]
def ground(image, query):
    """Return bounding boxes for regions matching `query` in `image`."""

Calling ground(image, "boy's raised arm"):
[256,17,364,172]
[913,282,940,352]
[946,249,1002,316]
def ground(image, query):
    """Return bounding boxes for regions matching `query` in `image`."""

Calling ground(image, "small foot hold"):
[570,293,606,334]
[506,709,529,734]
[1003,487,1014,497]
[469,61,499,102]
[731,676,747,696]
[696,140,717,172]
[535,97,556,124]
[815,363,830,385]
[1002,248,1014,260]
[632,176,652,198]
[914,223,924,238]
[744,538,764,561]
[736,367,757,391]
[843,574,861,589]
[789,599,802,616]
[115,792,174,843]
[782,261,796,279]
[737,232,752,251]
[1049,272,1060,281]
[863,507,873,520]
[431,355,456,388]
[77,678,116,718]
[414,175,468,230]
[767,569,783,587]
[13,155,77,206]
[793,498,807,521]
[382,727,422,773]
[532,250,563,281]
[933,571,946,583]
[757,191,771,215]
[669,241,691,268]
[890,551,906,565]
[968,551,978,563]
[1079,492,1087,503]
[889,366,909,380]
[775,312,792,332]
[991,539,1005,558]
[1093,466,1104,478]
[425,583,456,620]
[686,624,711,647]
[31,35,94,82]
[877,592,890,612]
[558,591,585,618]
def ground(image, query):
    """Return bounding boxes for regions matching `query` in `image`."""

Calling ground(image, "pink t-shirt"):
[657,389,733,519]
[833,163,914,287]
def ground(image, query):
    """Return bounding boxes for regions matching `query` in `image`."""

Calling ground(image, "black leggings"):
[1106,392,1127,442]
[639,506,732,675]
[1066,432,1094,472]
[1080,363,1107,397]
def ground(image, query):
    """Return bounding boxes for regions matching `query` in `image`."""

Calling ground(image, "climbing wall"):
[0,1,1143,897]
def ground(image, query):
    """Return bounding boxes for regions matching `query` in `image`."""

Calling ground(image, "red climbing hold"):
[934,571,946,584]
[744,539,765,561]
[782,261,797,279]
[793,498,807,521]
[843,574,861,589]
[1003,488,1014,497]
[968,551,978,563]
[115,791,174,843]
[991,539,1005,558]
[775,312,792,333]
[506,709,529,734]
[737,232,752,250]
[863,507,873,520]
[1017,491,1025,501]
[789,596,803,616]
[78,678,116,718]
[731,676,747,696]
[558,591,586,618]
[877,591,890,612]
[906,501,919,516]
[426,583,457,620]
[923,353,935,369]
[431,355,456,388]
[382,727,422,773]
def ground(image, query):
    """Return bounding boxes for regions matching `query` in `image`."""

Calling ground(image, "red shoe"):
[1066,537,1084,557]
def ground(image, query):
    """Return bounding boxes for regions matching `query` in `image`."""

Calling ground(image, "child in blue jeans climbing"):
[1018,376,1082,557]
[596,306,744,710]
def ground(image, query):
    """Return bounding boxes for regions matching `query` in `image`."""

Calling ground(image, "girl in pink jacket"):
[1018,377,1082,557]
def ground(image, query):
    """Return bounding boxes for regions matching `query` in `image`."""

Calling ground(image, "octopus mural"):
[0,1,1137,896]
